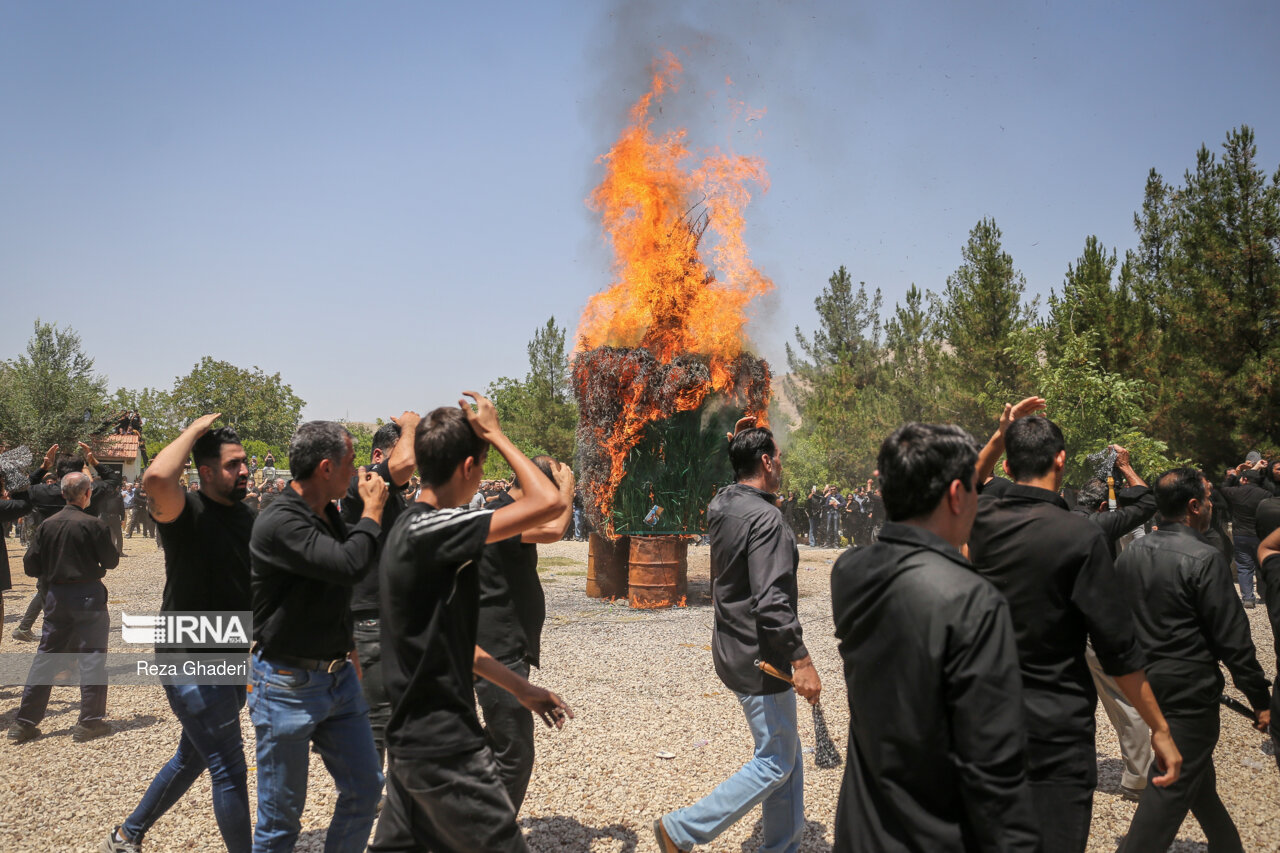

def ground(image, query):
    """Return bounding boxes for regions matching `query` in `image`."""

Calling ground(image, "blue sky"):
[3,1,1277,422]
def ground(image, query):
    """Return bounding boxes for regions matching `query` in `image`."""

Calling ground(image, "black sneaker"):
[72,720,112,742]
[11,626,37,642]
[6,721,40,744]
[101,826,142,852]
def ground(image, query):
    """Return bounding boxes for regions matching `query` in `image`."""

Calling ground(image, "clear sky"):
[3,1,1277,422]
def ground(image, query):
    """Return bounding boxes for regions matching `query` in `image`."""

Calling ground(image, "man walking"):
[249,421,387,852]
[830,423,1038,852]
[475,454,574,812]
[1218,463,1271,608]
[967,411,1180,853]
[102,415,255,853]
[655,421,820,853]
[1117,469,1271,852]
[7,471,118,744]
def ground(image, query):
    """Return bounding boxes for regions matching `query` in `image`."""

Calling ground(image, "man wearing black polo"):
[339,414,418,772]
[7,471,117,744]
[249,421,387,853]
[1117,469,1271,852]
[831,423,1038,852]
[967,412,1180,853]
[1218,464,1271,608]
[104,414,255,853]
[475,453,574,812]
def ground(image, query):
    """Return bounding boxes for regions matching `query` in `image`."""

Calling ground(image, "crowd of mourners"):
[0,392,1276,853]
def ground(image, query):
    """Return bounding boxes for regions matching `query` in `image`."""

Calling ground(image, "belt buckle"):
[326,658,345,674]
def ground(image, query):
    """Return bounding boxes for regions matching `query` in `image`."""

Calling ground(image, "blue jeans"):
[124,684,250,852]
[248,653,384,853]
[1234,534,1259,602]
[807,517,816,547]
[661,689,804,853]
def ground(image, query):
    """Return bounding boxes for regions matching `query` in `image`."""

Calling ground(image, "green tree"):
[167,357,305,450]
[883,284,949,424]
[0,321,109,451]
[934,218,1036,433]
[487,316,578,464]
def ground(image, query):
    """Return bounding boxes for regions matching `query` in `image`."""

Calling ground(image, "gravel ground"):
[2,535,1277,852]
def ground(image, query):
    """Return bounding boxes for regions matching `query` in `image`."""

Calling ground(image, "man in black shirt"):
[831,423,1038,853]
[1117,469,1271,852]
[656,422,821,853]
[339,414,418,772]
[249,421,388,853]
[1254,498,1280,769]
[968,412,1180,853]
[371,393,571,853]
[805,485,822,546]
[8,471,117,744]
[104,415,256,853]
[1218,465,1271,608]
[474,453,574,813]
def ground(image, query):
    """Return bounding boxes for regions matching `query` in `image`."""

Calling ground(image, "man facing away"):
[967,413,1180,853]
[370,393,572,852]
[104,415,255,853]
[1117,469,1271,852]
[655,422,821,853]
[474,453,575,813]
[8,471,118,744]
[830,423,1038,852]
[1218,463,1271,608]
[249,421,388,852]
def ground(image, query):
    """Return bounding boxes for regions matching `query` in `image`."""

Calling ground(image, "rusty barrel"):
[628,536,688,608]
[586,533,630,599]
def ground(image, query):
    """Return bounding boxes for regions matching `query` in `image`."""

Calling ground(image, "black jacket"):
[28,463,122,520]
[1217,480,1271,538]
[709,482,807,695]
[1070,485,1157,558]
[0,496,32,590]
[1116,523,1271,715]
[24,504,118,583]
[831,523,1039,853]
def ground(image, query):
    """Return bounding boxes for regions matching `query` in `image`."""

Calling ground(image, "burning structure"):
[574,54,773,605]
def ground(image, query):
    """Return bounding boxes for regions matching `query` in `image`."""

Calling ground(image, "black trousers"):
[475,658,536,812]
[1025,736,1095,853]
[16,580,109,726]
[105,515,123,555]
[1119,710,1242,852]
[18,576,49,632]
[369,749,527,853]
[353,617,391,768]
[1257,553,1280,770]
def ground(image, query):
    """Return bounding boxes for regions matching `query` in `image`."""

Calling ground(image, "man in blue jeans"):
[104,415,256,853]
[1219,464,1271,607]
[655,421,821,853]
[249,421,388,852]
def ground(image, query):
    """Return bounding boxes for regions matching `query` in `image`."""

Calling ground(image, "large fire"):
[574,53,773,536]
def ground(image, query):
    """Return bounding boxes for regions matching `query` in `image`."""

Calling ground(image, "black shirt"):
[24,504,119,583]
[0,496,32,591]
[381,504,493,758]
[831,523,1038,853]
[968,483,1147,744]
[28,463,121,520]
[1070,485,1157,559]
[250,486,381,660]
[709,482,807,696]
[475,491,544,667]
[1117,524,1271,714]
[1217,480,1271,538]
[339,459,408,618]
[157,491,255,652]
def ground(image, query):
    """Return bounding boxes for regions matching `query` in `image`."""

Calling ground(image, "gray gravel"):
[2,536,1277,851]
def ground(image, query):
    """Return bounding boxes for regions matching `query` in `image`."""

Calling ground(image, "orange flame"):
[574,54,773,533]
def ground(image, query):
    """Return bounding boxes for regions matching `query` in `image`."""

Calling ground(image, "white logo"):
[121,612,250,647]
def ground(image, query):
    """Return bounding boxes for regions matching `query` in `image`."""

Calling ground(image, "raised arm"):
[144,413,221,523]
[522,461,575,544]
[386,411,420,487]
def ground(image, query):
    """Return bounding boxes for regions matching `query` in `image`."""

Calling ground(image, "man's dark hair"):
[1154,468,1206,519]
[877,422,979,522]
[728,427,776,481]
[192,426,243,469]
[288,421,352,480]
[55,454,86,478]
[511,454,557,490]
[1256,497,1280,540]
[415,407,487,488]
[1004,416,1065,481]
[371,423,401,460]
[1076,478,1108,509]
